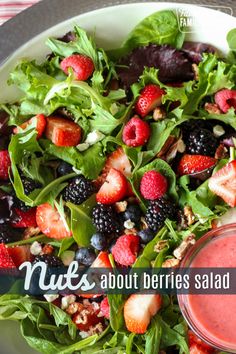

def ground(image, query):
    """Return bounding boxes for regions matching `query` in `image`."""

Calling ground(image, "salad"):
[0,8,236,354]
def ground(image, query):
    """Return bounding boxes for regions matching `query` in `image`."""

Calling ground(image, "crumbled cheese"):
[30,241,42,256]
[61,294,76,310]
[79,331,89,339]
[85,130,105,145]
[124,219,135,229]
[213,125,225,137]
[44,294,59,303]
[72,166,82,174]
[76,143,90,152]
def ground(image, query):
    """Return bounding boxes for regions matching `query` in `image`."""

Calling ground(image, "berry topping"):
[72,301,101,331]
[45,117,82,147]
[124,294,162,334]
[215,89,236,113]
[60,54,95,81]
[0,224,22,244]
[178,155,217,176]
[36,203,72,239]
[96,168,127,205]
[123,204,142,225]
[92,204,121,234]
[90,232,108,251]
[8,245,31,267]
[185,128,218,157]
[112,234,140,266]
[100,297,110,319]
[13,114,46,139]
[0,244,16,269]
[33,254,63,267]
[138,229,155,244]
[14,176,42,212]
[135,84,165,117]
[122,116,151,147]
[102,147,132,179]
[57,161,73,176]
[12,208,37,228]
[145,198,177,232]
[209,160,236,207]
[75,247,96,266]
[140,170,168,200]
[63,175,95,205]
[0,150,11,180]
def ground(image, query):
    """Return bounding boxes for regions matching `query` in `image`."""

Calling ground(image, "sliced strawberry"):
[135,84,165,117]
[178,155,216,176]
[61,54,95,81]
[96,168,127,204]
[188,331,214,352]
[0,244,16,269]
[209,160,236,207]
[100,297,110,319]
[13,114,46,139]
[102,147,132,180]
[45,117,82,147]
[12,208,37,228]
[36,203,72,239]
[8,245,31,267]
[124,294,162,334]
[91,251,112,268]
[214,89,236,113]
[189,343,213,354]
[0,150,11,180]
[213,207,236,228]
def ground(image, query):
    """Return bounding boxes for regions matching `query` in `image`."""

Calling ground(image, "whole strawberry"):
[122,116,150,147]
[140,170,168,200]
[61,54,94,81]
[0,150,11,180]
[0,244,16,269]
[135,84,165,117]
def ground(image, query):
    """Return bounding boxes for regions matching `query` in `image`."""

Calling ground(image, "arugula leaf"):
[107,294,126,332]
[159,316,189,354]
[67,195,96,247]
[145,316,162,354]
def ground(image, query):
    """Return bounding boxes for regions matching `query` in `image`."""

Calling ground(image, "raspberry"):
[140,170,168,200]
[61,54,94,81]
[112,234,140,266]
[100,297,110,319]
[215,89,236,113]
[0,150,11,180]
[122,116,150,147]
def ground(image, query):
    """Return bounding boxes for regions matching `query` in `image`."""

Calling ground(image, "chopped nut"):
[157,136,177,159]
[140,217,149,230]
[153,107,166,121]
[87,322,104,336]
[213,125,225,137]
[192,63,199,80]
[23,227,40,239]
[41,244,54,255]
[184,206,195,226]
[215,144,228,160]
[61,295,76,310]
[154,240,168,253]
[177,139,186,153]
[162,258,180,268]
[114,200,128,213]
[204,102,221,115]
[173,234,196,260]
[124,227,137,235]
[66,302,81,315]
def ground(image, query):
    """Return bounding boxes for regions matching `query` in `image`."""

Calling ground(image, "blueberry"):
[123,204,142,224]
[90,232,107,251]
[57,161,73,176]
[75,247,96,266]
[138,229,155,244]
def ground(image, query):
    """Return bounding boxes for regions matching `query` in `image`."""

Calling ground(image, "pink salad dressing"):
[187,233,236,350]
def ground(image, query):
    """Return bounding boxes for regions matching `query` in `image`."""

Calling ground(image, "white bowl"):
[0,2,236,354]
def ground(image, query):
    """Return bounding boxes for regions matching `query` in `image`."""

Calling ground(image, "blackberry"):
[0,224,22,244]
[14,176,42,211]
[145,198,177,232]
[181,119,210,140]
[186,128,218,156]
[63,176,95,205]
[92,204,121,234]
[33,254,63,267]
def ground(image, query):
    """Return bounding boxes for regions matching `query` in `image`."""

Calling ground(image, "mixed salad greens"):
[1,9,236,354]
